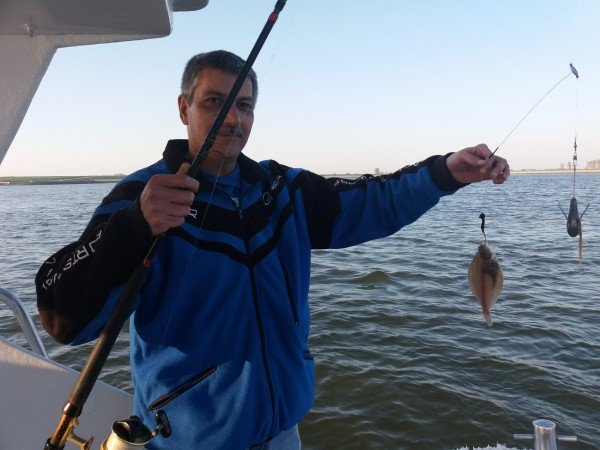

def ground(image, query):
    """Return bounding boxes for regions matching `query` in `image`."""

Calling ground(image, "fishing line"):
[568,1,582,198]
[491,67,577,156]
[571,137,578,197]
[565,80,579,203]
[571,5,581,197]
[572,77,579,198]
[259,0,304,83]
[158,141,232,345]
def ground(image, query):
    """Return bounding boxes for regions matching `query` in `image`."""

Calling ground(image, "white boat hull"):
[0,336,132,450]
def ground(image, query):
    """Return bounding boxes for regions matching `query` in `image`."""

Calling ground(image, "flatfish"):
[467,240,503,326]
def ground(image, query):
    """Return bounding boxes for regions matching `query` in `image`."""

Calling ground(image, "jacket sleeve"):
[35,181,154,344]
[299,154,466,249]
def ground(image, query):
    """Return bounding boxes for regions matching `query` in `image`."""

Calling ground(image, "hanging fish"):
[467,214,503,326]
[557,137,590,262]
[558,197,590,262]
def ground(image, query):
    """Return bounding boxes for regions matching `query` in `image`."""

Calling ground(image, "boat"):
[1,288,132,449]
[0,1,208,449]
[0,1,584,449]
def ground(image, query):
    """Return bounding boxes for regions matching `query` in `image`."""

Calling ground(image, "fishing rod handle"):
[69,262,152,408]
[47,262,152,449]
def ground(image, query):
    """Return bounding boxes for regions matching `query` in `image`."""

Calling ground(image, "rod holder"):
[514,419,577,450]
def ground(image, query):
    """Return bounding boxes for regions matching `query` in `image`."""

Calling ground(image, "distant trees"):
[584,159,600,170]
[562,159,600,170]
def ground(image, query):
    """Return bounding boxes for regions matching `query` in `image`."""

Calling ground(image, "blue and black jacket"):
[36,139,465,449]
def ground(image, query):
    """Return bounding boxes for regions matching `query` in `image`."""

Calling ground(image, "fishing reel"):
[46,411,171,450]
[101,410,171,450]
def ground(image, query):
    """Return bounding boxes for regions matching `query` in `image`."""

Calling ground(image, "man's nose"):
[224,106,242,125]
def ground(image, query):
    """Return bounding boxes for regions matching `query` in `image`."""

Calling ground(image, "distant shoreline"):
[321,169,600,178]
[0,176,123,186]
[1,169,599,185]
[511,169,600,175]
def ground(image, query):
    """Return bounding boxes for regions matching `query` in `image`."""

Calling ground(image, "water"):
[1,175,599,449]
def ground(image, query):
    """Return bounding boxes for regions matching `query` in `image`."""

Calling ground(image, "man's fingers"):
[460,144,492,168]
[175,162,199,193]
[474,143,492,157]
[480,153,507,175]
[485,156,510,183]
[171,188,195,207]
[140,163,199,235]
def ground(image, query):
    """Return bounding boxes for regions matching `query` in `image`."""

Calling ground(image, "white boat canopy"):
[0,0,208,166]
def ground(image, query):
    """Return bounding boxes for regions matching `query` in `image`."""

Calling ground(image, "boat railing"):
[0,286,48,357]
[514,419,577,450]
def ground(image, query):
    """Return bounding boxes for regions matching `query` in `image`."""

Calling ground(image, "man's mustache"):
[217,125,245,139]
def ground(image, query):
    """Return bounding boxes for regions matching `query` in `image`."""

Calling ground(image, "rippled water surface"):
[1,174,599,449]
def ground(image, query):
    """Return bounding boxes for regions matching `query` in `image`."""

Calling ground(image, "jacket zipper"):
[147,366,217,411]
[230,193,277,440]
[279,257,299,325]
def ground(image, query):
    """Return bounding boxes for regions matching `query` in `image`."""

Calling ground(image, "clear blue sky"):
[1,0,599,176]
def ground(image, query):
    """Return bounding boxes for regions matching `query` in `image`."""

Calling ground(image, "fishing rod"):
[491,63,579,156]
[45,1,287,449]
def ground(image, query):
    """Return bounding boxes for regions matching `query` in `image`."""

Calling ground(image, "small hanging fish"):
[467,214,503,326]
[558,137,590,262]
[558,197,590,262]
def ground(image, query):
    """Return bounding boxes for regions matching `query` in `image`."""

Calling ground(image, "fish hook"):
[479,212,487,242]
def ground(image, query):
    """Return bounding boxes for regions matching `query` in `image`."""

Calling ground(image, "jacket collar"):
[163,139,271,184]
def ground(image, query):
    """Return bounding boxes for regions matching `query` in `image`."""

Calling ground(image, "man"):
[36,50,510,449]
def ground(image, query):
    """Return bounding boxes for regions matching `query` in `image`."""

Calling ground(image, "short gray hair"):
[180,50,258,105]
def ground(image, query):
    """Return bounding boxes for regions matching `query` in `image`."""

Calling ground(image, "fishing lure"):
[557,138,590,262]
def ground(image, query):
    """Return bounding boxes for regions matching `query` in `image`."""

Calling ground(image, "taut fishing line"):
[491,65,578,157]
[477,63,577,210]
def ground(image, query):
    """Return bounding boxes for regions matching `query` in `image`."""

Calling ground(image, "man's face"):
[178,67,254,175]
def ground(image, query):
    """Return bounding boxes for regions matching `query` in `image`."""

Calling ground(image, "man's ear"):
[178,95,189,125]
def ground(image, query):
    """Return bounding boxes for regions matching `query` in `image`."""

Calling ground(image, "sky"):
[1,0,600,176]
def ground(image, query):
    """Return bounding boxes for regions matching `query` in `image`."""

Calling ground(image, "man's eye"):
[239,101,253,111]
[207,97,222,105]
